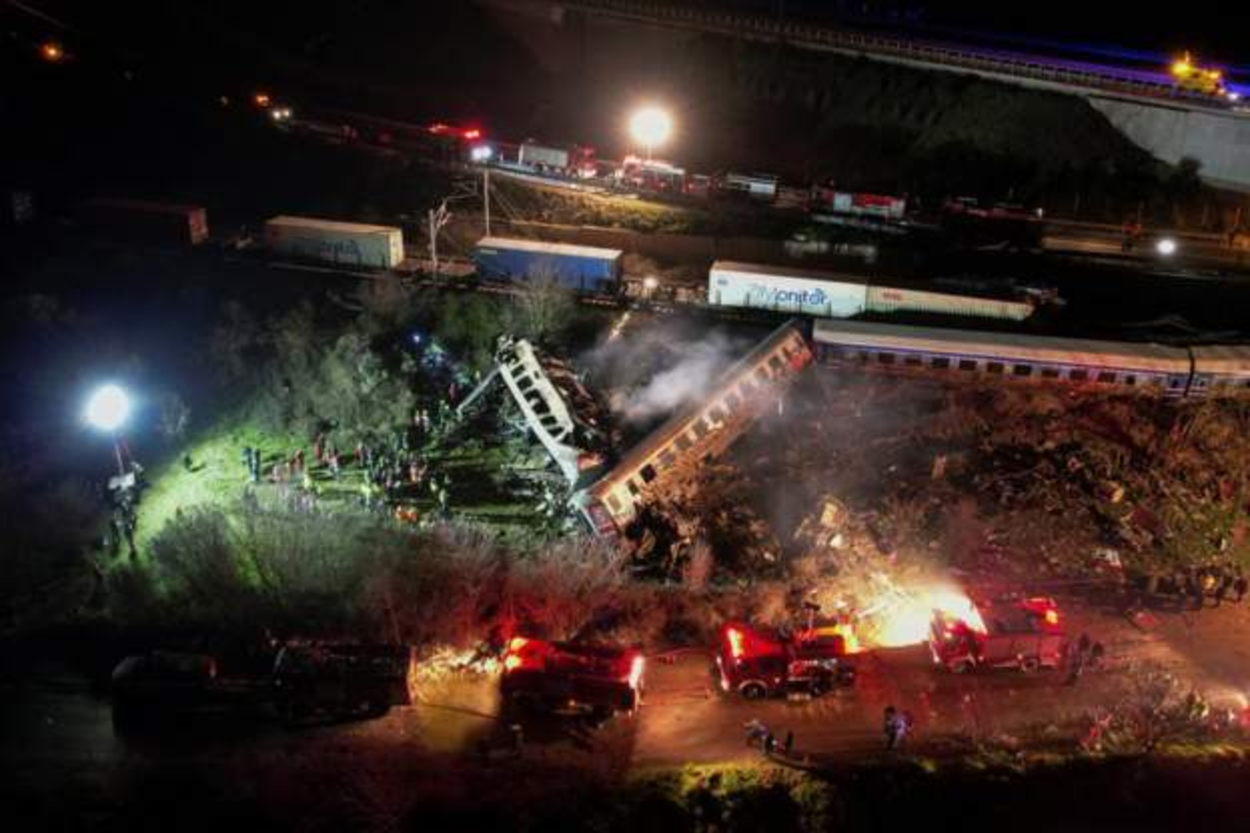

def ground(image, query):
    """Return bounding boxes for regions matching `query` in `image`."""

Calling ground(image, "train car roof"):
[1189,344,1250,372]
[267,215,401,235]
[813,319,1190,374]
[711,260,865,284]
[477,236,623,260]
[588,320,807,496]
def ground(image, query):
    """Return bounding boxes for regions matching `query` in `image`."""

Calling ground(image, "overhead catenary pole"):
[484,166,491,237]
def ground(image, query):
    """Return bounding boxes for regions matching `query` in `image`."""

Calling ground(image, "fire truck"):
[500,637,645,718]
[715,622,856,699]
[929,595,1065,674]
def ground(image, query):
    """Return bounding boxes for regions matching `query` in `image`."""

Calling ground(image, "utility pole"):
[428,201,451,278]
[484,166,491,237]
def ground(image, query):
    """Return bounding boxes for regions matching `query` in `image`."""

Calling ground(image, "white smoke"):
[583,320,749,428]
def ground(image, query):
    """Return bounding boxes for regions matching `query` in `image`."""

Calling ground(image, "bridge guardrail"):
[570,0,1232,111]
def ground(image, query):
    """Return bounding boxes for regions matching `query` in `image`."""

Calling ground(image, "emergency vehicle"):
[929,595,1065,674]
[500,637,645,718]
[716,622,856,699]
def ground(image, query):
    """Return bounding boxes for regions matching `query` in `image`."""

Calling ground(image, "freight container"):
[79,199,208,246]
[813,190,907,221]
[707,261,867,318]
[865,285,1034,321]
[517,143,596,177]
[473,236,622,292]
[719,172,779,202]
[264,216,404,269]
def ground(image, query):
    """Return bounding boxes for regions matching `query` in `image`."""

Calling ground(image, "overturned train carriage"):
[812,319,1250,398]
[576,321,813,538]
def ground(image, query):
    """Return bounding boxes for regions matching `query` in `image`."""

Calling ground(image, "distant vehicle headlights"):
[470,144,493,163]
[1155,237,1179,257]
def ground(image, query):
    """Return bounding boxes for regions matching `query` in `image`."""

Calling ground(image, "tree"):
[513,266,575,346]
[433,294,511,373]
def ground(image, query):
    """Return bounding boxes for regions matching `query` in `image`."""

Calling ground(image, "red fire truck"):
[929,595,1065,674]
[500,637,645,718]
[715,622,856,699]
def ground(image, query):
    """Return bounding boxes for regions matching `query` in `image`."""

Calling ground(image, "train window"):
[1013,365,1032,377]
[986,362,1004,374]
[857,351,871,362]
[692,420,710,438]
[904,355,923,367]
[756,367,771,382]
[1041,368,1060,379]
[725,392,742,410]
[627,480,641,497]
[709,406,729,422]
[1069,370,1088,382]
[640,465,658,484]
[769,356,784,372]
[1097,372,1116,384]
[1124,375,1136,386]
[659,450,676,468]
[676,434,692,452]
[1167,378,1182,389]
[931,357,951,369]
[606,494,622,512]
[878,353,896,365]
[958,359,978,371]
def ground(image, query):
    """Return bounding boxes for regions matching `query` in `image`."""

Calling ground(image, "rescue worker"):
[1233,568,1248,604]
[1065,633,1091,685]
[744,719,769,747]
[783,730,794,757]
[884,706,900,750]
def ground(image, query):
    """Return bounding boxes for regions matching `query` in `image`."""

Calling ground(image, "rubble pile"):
[698,371,1250,582]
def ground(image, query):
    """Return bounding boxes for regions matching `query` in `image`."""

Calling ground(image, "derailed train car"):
[811,319,1250,399]
[576,320,812,538]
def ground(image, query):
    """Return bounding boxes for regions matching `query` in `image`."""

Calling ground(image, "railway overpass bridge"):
[557,0,1250,191]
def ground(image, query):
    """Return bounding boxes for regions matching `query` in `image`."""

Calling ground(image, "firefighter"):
[783,730,794,757]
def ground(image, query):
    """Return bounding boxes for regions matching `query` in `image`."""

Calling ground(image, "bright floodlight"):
[1156,237,1178,257]
[86,384,130,432]
[630,106,672,154]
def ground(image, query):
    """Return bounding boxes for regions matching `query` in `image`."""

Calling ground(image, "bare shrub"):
[1096,662,1220,754]
[681,538,715,591]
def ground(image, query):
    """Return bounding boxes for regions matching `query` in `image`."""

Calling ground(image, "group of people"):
[239,418,453,521]
[1132,563,1249,611]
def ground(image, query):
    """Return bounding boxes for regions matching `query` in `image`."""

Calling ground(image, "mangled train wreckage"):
[575,320,812,539]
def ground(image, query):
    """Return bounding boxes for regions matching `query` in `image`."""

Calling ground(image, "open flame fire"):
[851,577,986,649]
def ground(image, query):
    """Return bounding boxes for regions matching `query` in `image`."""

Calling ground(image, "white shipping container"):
[264,216,404,269]
[518,143,570,169]
[865,285,1034,321]
[708,261,867,317]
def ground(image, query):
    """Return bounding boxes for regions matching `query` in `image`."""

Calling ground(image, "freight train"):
[474,238,1036,323]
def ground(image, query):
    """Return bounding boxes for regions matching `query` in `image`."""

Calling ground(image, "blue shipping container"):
[473,236,623,292]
